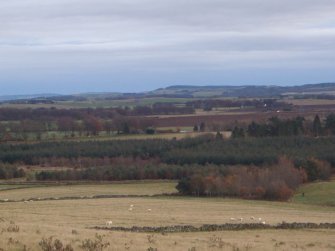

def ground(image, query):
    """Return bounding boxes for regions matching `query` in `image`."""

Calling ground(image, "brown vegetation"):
[177,157,308,201]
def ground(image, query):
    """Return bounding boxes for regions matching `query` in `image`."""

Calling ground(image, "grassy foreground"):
[0,181,334,250]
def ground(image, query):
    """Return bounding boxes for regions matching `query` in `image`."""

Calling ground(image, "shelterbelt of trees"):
[0,134,334,200]
[1,135,335,167]
[231,114,335,138]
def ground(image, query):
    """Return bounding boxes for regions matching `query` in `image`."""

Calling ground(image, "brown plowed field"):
[154,105,335,127]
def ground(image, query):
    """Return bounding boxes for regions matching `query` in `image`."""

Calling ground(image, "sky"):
[1,0,335,95]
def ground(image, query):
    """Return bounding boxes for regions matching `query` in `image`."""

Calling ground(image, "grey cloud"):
[0,0,334,93]
[2,0,335,27]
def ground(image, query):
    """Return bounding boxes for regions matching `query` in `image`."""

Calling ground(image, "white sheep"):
[106,221,113,227]
[258,218,262,221]
[147,209,152,212]
[250,216,255,220]
[261,221,266,225]
[128,207,133,211]
[230,218,236,221]
[238,217,243,221]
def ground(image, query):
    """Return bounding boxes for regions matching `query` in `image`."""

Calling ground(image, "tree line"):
[231,114,335,138]
[33,155,331,201]
[0,135,334,178]
[176,157,307,200]
[35,162,224,181]
[176,156,331,201]
[0,163,25,179]
[2,135,335,167]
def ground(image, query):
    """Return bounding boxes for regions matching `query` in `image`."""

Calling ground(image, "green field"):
[291,180,335,206]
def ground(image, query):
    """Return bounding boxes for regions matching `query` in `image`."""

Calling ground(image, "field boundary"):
[0,193,176,203]
[93,222,335,233]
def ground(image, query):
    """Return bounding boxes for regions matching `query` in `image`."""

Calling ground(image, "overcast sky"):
[1,0,335,94]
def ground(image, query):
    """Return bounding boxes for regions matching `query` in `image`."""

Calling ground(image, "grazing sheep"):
[258,218,262,221]
[239,217,243,221]
[230,218,236,221]
[147,209,152,212]
[261,221,266,225]
[250,216,255,220]
[128,207,133,211]
[106,221,113,227]
[24,201,29,203]
[130,204,134,207]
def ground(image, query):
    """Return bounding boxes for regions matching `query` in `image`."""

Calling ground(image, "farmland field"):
[0,184,41,191]
[284,98,335,106]
[292,180,335,206]
[1,130,219,143]
[0,181,335,250]
[0,97,194,109]
[0,181,177,201]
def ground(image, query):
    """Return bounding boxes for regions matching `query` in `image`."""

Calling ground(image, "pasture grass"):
[0,184,42,191]
[291,180,335,206]
[1,225,334,251]
[0,181,335,250]
[0,181,178,201]
[0,196,335,250]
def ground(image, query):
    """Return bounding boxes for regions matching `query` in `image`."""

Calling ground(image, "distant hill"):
[151,83,335,98]
[1,83,335,103]
[0,94,60,102]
